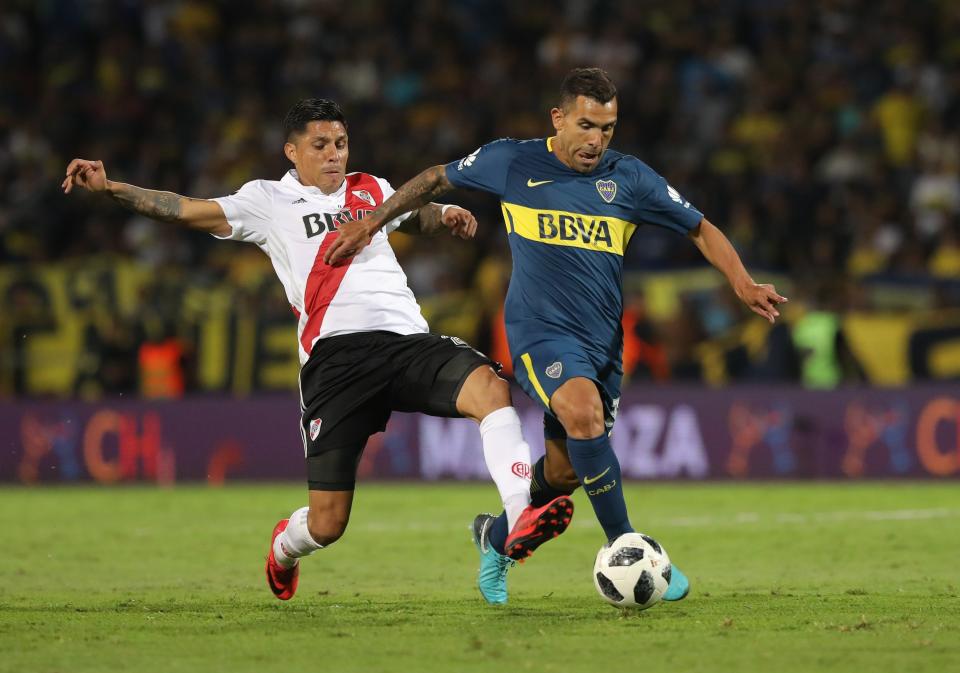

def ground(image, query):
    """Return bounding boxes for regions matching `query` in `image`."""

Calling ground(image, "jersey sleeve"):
[210,180,272,245]
[631,167,704,235]
[444,139,518,196]
[374,177,415,234]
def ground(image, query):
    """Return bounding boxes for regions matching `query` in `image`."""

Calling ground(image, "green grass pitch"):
[1,482,958,673]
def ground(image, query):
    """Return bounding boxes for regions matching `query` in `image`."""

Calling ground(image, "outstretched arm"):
[325,165,454,264]
[688,218,788,323]
[63,158,231,237]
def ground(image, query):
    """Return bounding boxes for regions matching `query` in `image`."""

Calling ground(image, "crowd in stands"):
[2,0,959,395]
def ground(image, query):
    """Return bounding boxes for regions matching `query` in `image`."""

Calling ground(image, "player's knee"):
[307,509,349,546]
[553,401,605,439]
[458,366,511,420]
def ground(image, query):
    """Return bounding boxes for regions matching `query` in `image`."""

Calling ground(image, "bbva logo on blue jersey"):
[537,213,614,248]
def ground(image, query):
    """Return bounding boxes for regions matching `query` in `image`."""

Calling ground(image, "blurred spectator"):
[791,281,865,389]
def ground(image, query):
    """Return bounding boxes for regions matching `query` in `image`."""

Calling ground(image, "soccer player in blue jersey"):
[327,67,787,605]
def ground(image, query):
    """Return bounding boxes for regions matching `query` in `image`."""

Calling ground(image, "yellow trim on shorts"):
[520,352,551,407]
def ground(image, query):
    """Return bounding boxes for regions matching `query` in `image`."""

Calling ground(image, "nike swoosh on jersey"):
[526,179,554,187]
[583,466,611,485]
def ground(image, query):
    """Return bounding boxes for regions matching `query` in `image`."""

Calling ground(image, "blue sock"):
[566,434,633,542]
[529,455,575,506]
[488,513,508,555]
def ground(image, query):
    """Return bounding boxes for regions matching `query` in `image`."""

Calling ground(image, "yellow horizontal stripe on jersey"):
[501,202,637,256]
[520,352,551,407]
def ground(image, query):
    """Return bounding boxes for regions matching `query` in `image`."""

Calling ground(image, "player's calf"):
[307,508,349,546]
[538,453,579,503]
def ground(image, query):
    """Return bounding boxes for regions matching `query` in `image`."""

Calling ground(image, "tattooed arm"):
[63,158,231,237]
[325,165,455,264]
[395,202,478,239]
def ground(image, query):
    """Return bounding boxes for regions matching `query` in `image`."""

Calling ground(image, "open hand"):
[442,206,477,239]
[63,159,108,194]
[738,283,788,323]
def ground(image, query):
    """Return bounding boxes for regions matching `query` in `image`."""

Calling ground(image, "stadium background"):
[2,0,960,484]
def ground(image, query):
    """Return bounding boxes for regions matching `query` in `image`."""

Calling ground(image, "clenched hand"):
[63,159,108,194]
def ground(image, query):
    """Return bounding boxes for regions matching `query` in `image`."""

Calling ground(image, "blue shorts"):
[512,337,622,441]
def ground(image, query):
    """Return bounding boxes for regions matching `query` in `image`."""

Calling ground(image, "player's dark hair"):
[560,68,618,108]
[283,99,347,140]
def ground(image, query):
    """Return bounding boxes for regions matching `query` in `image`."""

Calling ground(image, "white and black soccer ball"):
[593,533,671,610]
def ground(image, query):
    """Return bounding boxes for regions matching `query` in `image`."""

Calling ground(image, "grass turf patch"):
[1,483,958,673]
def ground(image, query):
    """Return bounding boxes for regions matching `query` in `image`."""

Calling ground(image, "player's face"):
[284,121,349,194]
[551,96,618,173]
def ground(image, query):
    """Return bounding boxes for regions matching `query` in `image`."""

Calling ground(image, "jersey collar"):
[282,169,346,198]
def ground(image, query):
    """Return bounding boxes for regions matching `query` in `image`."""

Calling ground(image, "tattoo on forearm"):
[111,184,184,222]
[374,165,452,229]
[417,204,445,235]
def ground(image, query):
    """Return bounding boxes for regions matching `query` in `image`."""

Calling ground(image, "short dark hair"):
[283,99,347,140]
[560,68,618,108]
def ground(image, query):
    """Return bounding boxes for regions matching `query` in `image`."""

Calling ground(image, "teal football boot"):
[662,563,690,601]
[471,513,515,605]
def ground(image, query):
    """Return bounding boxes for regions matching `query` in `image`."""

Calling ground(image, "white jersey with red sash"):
[213,169,428,364]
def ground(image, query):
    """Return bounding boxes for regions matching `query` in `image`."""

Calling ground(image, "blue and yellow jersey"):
[444,137,704,363]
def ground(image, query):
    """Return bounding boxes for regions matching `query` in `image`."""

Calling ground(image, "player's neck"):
[549,136,581,172]
[298,174,344,195]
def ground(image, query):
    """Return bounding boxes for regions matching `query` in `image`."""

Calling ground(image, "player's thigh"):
[512,342,600,425]
[389,333,499,418]
[304,404,388,490]
[299,332,397,415]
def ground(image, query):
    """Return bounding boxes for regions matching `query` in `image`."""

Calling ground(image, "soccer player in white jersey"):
[63,99,572,604]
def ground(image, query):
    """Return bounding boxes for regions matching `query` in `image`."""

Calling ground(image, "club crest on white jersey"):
[351,189,376,207]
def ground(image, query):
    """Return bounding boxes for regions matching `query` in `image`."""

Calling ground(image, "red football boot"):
[503,495,574,561]
[265,519,299,600]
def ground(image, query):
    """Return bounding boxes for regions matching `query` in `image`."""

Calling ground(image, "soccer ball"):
[593,533,671,610]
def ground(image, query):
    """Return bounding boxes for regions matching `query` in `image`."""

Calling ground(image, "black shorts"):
[299,331,496,490]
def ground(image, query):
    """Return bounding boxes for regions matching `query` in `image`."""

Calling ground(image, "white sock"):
[479,406,532,530]
[273,506,323,569]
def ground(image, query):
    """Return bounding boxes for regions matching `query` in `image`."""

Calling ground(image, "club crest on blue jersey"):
[595,179,617,203]
[545,361,563,379]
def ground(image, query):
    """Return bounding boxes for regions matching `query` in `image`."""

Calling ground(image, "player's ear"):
[550,107,564,132]
[283,142,297,165]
